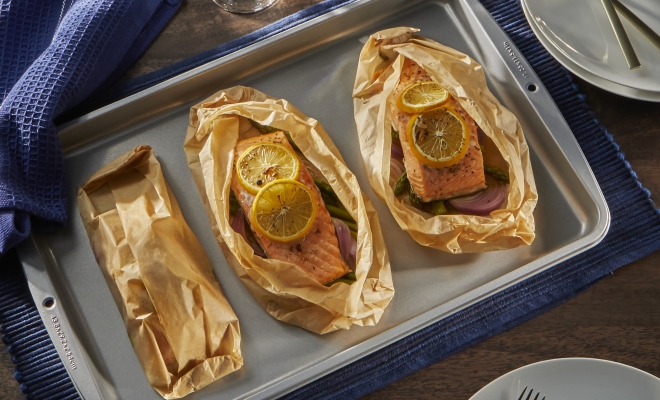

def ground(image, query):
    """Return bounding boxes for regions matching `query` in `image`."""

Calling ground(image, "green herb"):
[325,271,357,287]
[391,128,399,140]
[484,166,509,183]
[394,171,409,196]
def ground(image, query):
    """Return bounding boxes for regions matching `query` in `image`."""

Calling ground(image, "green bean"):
[484,166,510,183]
[394,171,409,196]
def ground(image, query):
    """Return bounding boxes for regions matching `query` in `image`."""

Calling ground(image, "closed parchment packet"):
[77,145,242,399]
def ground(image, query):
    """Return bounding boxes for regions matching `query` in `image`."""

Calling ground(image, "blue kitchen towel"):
[2,0,660,399]
[0,0,181,398]
[0,0,182,254]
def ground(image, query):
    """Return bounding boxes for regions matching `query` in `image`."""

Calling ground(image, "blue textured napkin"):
[0,0,182,253]
[2,0,660,399]
[0,0,181,398]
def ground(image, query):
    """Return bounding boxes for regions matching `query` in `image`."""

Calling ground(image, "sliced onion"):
[231,209,266,257]
[332,218,356,270]
[391,142,404,159]
[448,185,507,215]
[389,157,405,187]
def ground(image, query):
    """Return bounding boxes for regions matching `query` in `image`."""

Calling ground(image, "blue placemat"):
[2,0,660,399]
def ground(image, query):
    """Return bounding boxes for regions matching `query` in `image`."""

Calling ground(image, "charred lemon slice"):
[251,179,318,243]
[396,82,450,113]
[236,143,299,194]
[406,107,470,168]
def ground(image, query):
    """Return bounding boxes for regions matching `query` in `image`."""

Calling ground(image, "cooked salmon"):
[231,132,349,285]
[391,58,486,202]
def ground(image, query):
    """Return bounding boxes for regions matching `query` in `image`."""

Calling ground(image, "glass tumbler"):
[213,0,278,13]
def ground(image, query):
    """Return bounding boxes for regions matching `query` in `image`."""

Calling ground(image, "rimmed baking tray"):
[16,0,610,398]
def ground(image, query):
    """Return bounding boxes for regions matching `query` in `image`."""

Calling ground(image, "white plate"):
[525,0,660,92]
[470,358,660,400]
[522,0,660,102]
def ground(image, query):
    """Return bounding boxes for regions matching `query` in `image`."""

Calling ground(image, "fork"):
[518,386,546,400]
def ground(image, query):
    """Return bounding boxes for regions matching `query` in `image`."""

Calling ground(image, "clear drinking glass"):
[212,0,278,14]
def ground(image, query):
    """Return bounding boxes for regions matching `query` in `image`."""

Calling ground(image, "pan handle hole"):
[43,297,56,309]
[527,83,538,92]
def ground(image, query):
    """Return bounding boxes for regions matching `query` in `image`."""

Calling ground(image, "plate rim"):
[521,0,660,102]
[470,357,660,400]
[524,0,660,93]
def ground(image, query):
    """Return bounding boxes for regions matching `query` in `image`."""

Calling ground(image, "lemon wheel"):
[406,107,470,168]
[236,143,300,194]
[396,81,450,113]
[251,179,318,243]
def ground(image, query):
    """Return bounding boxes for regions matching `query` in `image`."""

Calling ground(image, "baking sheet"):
[17,0,610,398]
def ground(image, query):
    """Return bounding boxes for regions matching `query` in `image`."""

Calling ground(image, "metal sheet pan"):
[17,0,610,398]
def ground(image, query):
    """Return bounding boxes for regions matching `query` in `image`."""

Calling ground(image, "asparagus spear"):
[484,166,509,183]
[394,171,409,196]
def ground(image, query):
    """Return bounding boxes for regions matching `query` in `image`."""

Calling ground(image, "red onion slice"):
[448,184,507,215]
[389,157,405,187]
[332,218,356,270]
[391,142,404,159]
[231,209,266,257]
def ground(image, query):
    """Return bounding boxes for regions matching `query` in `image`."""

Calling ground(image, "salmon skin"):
[391,58,487,202]
[231,132,349,285]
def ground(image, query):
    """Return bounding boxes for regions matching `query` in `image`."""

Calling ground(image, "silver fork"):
[518,386,546,400]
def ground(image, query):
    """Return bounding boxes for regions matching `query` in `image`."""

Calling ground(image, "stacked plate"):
[522,0,660,101]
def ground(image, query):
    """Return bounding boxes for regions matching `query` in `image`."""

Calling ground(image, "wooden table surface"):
[2,1,660,399]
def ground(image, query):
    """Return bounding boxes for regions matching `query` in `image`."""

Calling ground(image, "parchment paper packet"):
[183,86,394,335]
[77,145,242,399]
[353,27,538,253]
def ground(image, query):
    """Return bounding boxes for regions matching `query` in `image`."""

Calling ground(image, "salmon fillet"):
[231,132,349,285]
[391,59,486,202]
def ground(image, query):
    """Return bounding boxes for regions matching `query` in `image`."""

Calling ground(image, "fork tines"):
[518,386,546,400]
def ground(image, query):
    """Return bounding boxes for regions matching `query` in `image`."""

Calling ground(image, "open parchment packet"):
[77,145,242,399]
[183,86,394,335]
[353,27,538,253]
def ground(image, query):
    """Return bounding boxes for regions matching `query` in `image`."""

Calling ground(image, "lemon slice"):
[251,179,318,243]
[236,143,300,194]
[396,81,450,113]
[406,107,470,168]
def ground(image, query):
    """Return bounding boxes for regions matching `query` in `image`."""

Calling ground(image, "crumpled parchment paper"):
[183,86,394,334]
[78,145,242,398]
[353,27,538,253]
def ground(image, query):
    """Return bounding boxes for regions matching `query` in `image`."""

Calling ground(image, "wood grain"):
[2,1,660,399]
[123,0,326,78]
[0,341,22,399]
